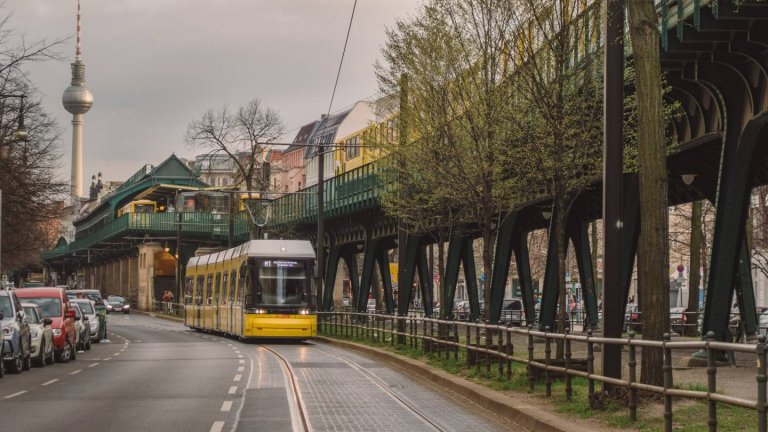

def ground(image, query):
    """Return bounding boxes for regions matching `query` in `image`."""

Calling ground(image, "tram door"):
[229,270,236,334]
[195,275,204,328]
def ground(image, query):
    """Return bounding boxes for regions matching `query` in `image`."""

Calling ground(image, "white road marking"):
[228,386,237,395]
[233,374,242,382]
[221,401,233,412]
[89,363,99,368]
[237,354,243,358]
[209,421,225,432]
[113,352,120,356]
[70,369,82,375]
[42,379,59,386]
[237,366,244,372]
[4,391,27,399]
[103,357,111,361]
[238,359,245,364]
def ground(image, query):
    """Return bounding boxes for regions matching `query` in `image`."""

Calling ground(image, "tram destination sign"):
[262,260,303,269]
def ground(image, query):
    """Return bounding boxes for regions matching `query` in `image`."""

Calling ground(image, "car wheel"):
[6,353,23,373]
[33,342,45,367]
[57,341,73,363]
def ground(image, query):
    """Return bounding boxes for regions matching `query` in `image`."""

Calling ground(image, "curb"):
[316,336,591,432]
[133,309,184,323]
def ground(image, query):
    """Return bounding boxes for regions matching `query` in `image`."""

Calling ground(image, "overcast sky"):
[10,0,419,187]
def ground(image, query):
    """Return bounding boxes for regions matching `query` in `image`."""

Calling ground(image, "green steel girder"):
[377,248,395,314]
[441,230,465,320]
[512,230,537,327]
[569,222,599,329]
[416,244,434,317]
[342,250,360,311]
[356,235,380,312]
[322,244,342,311]
[462,237,481,322]
[736,234,758,336]
[396,234,421,316]
[539,207,562,331]
[700,55,766,340]
[489,212,518,323]
[703,112,768,340]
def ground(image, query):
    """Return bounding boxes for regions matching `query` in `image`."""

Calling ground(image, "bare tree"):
[185,99,285,239]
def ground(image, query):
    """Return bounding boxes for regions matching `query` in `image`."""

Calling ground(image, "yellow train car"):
[116,199,157,217]
[184,239,317,340]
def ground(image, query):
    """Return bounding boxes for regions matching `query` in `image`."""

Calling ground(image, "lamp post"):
[0,94,29,281]
[316,141,325,311]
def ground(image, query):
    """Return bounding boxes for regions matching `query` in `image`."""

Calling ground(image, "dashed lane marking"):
[70,370,82,375]
[221,401,233,412]
[237,355,243,358]
[41,379,59,386]
[233,374,242,382]
[209,421,225,432]
[89,363,99,368]
[113,353,121,357]
[238,359,245,364]
[237,366,244,372]
[4,391,27,399]
[103,357,111,361]
[228,386,237,395]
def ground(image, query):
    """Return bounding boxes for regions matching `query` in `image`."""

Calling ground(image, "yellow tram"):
[184,239,317,339]
[116,199,157,217]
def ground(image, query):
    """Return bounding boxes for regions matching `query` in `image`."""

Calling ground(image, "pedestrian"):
[162,290,170,313]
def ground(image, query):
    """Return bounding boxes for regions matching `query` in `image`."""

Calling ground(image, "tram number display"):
[262,260,303,269]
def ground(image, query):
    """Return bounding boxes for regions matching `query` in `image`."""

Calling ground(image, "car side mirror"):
[43,318,53,326]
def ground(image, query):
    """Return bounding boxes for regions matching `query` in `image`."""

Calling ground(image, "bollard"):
[628,331,637,422]
[565,327,572,401]
[663,333,673,432]
[706,331,717,432]
[587,328,594,399]
[757,334,767,432]
[528,325,535,393]
[545,326,552,397]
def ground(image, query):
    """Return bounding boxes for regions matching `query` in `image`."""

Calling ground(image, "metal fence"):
[318,311,768,432]
[151,300,185,319]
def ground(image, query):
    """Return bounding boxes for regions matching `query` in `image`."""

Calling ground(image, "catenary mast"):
[62,0,94,207]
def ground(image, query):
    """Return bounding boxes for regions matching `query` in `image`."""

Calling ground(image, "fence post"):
[663,333,673,432]
[506,325,512,381]
[628,330,637,422]
[706,331,717,432]
[587,328,594,399]
[454,323,459,363]
[545,326,552,397]
[757,334,767,432]
[528,325,535,393]
[390,314,395,347]
[565,327,572,401]
[486,322,492,375]
[498,323,505,380]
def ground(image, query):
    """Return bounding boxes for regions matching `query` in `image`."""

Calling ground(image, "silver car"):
[72,299,100,342]
[21,303,54,367]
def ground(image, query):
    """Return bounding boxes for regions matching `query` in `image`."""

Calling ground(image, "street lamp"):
[0,94,29,280]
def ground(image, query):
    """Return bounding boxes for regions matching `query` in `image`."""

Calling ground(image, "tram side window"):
[240,262,252,306]
[185,276,194,305]
[229,271,236,305]
[222,272,229,305]
[195,276,204,305]
[214,273,221,305]
[206,275,214,305]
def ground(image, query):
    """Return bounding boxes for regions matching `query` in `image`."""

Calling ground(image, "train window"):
[229,271,236,304]
[196,276,204,305]
[222,272,229,305]
[214,273,221,305]
[258,260,306,305]
[185,276,194,305]
[206,275,213,305]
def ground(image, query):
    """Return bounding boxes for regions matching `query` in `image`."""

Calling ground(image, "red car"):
[14,288,77,363]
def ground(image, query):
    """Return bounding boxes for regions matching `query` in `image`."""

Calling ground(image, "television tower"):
[62,0,94,204]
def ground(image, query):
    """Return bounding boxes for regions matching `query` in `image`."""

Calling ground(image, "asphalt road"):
[0,314,521,432]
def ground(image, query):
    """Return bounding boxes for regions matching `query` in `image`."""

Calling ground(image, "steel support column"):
[322,244,342,311]
[396,234,421,316]
[342,250,360,312]
[357,237,380,311]
[570,222,599,329]
[737,227,758,337]
[539,208,562,331]
[442,230,464,320]
[376,247,395,314]
[416,244,434,317]
[462,236,481,322]
[512,230,536,326]
[489,212,518,323]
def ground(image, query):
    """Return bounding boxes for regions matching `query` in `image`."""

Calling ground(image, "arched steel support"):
[396,233,421,316]
[416,243,435,317]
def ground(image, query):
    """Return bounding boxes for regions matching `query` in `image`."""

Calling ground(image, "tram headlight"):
[253,308,267,314]
[298,309,310,315]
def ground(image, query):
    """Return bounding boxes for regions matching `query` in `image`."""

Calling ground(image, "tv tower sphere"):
[62,79,93,114]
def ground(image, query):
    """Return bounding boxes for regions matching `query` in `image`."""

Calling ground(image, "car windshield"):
[109,296,126,303]
[23,298,62,318]
[23,307,39,324]
[77,301,94,314]
[0,296,12,318]
[257,260,306,305]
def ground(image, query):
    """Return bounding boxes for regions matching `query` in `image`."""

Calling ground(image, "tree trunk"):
[686,201,702,336]
[628,0,669,387]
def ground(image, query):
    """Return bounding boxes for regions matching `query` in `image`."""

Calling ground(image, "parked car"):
[454,300,471,320]
[69,290,107,340]
[72,299,100,343]
[14,287,77,363]
[500,298,525,326]
[71,303,91,352]
[106,295,130,314]
[23,281,45,288]
[0,290,32,373]
[21,303,54,367]
[624,303,641,333]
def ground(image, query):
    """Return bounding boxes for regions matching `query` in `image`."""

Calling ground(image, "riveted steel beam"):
[416,244,434,317]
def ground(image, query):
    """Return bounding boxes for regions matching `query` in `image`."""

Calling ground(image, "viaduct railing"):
[319,311,768,432]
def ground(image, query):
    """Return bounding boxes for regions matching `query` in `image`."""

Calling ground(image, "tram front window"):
[258,260,305,305]
[134,204,154,213]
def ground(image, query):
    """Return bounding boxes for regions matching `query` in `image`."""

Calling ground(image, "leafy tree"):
[627,0,669,387]
[376,0,518,318]
[185,99,285,239]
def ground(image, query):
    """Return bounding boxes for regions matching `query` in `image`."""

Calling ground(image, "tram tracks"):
[262,342,448,432]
